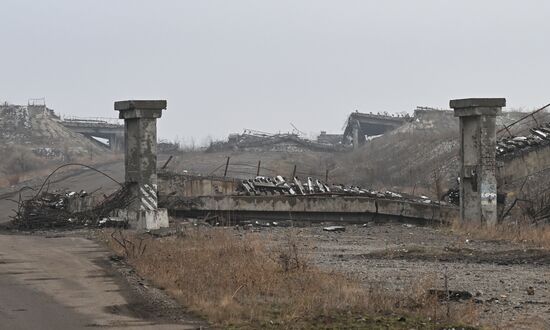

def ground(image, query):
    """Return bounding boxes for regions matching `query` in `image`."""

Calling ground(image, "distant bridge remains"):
[343,111,409,149]
[60,116,124,152]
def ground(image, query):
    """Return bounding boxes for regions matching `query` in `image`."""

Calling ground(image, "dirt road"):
[0,274,92,330]
[0,160,206,329]
[0,233,205,329]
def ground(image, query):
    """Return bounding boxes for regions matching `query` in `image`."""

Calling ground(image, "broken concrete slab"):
[138,208,169,230]
[323,226,346,232]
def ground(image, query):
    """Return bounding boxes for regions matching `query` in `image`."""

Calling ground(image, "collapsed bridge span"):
[162,194,458,224]
[60,116,125,151]
[158,172,458,224]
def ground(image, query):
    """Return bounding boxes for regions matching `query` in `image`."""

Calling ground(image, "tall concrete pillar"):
[115,100,169,229]
[450,98,505,226]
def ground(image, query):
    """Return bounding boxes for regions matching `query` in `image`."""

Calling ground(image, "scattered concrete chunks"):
[323,226,346,232]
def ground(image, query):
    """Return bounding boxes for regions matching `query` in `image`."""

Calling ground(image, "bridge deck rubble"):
[59,116,125,151]
[497,121,550,158]
[159,173,458,224]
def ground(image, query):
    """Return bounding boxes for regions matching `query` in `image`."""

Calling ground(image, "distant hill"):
[0,103,108,182]
[329,109,539,196]
[163,107,545,199]
[331,109,458,194]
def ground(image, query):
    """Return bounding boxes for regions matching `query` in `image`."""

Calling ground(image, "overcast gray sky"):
[2,0,549,142]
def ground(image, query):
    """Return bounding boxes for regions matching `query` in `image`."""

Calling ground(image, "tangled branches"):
[12,185,134,230]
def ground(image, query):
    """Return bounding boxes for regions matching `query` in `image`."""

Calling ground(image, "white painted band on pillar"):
[140,198,155,211]
[139,184,157,210]
[141,189,157,207]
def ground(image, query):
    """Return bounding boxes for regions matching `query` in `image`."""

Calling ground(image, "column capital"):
[114,100,167,119]
[450,98,505,117]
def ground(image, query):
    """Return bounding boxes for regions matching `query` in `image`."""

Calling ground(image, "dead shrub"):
[6,174,20,186]
[452,219,550,249]
[4,146,46,174]
[272,232,308,273]
[110,230,149,259]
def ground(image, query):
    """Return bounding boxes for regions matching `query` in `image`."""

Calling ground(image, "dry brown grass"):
[98,227,478,329]
[451,219,550,250]
[169,150,335,182]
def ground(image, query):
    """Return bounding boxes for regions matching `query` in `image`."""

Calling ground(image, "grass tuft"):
[451,219,550,249]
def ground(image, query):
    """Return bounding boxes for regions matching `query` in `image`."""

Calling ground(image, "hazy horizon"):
[2,0,550,142]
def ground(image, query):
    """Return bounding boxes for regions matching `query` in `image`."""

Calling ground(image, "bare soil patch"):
[360,246,550,265]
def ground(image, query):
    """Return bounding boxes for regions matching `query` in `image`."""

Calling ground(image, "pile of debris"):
[158,140,180,153]
[238,175,440,205]
[12,186,133,230]
[497,124,550,157]
[207,129,348,153]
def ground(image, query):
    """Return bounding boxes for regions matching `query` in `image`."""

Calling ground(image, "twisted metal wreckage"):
[12,186,132,229]
[8,164,133,230]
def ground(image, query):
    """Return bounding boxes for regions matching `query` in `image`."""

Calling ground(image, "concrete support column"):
[352,126,359,150]
[115,100,168,229]
[111,133,125,153]
[450,98,505,226]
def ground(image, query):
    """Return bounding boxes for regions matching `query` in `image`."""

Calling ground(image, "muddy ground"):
[237,222,550,329]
